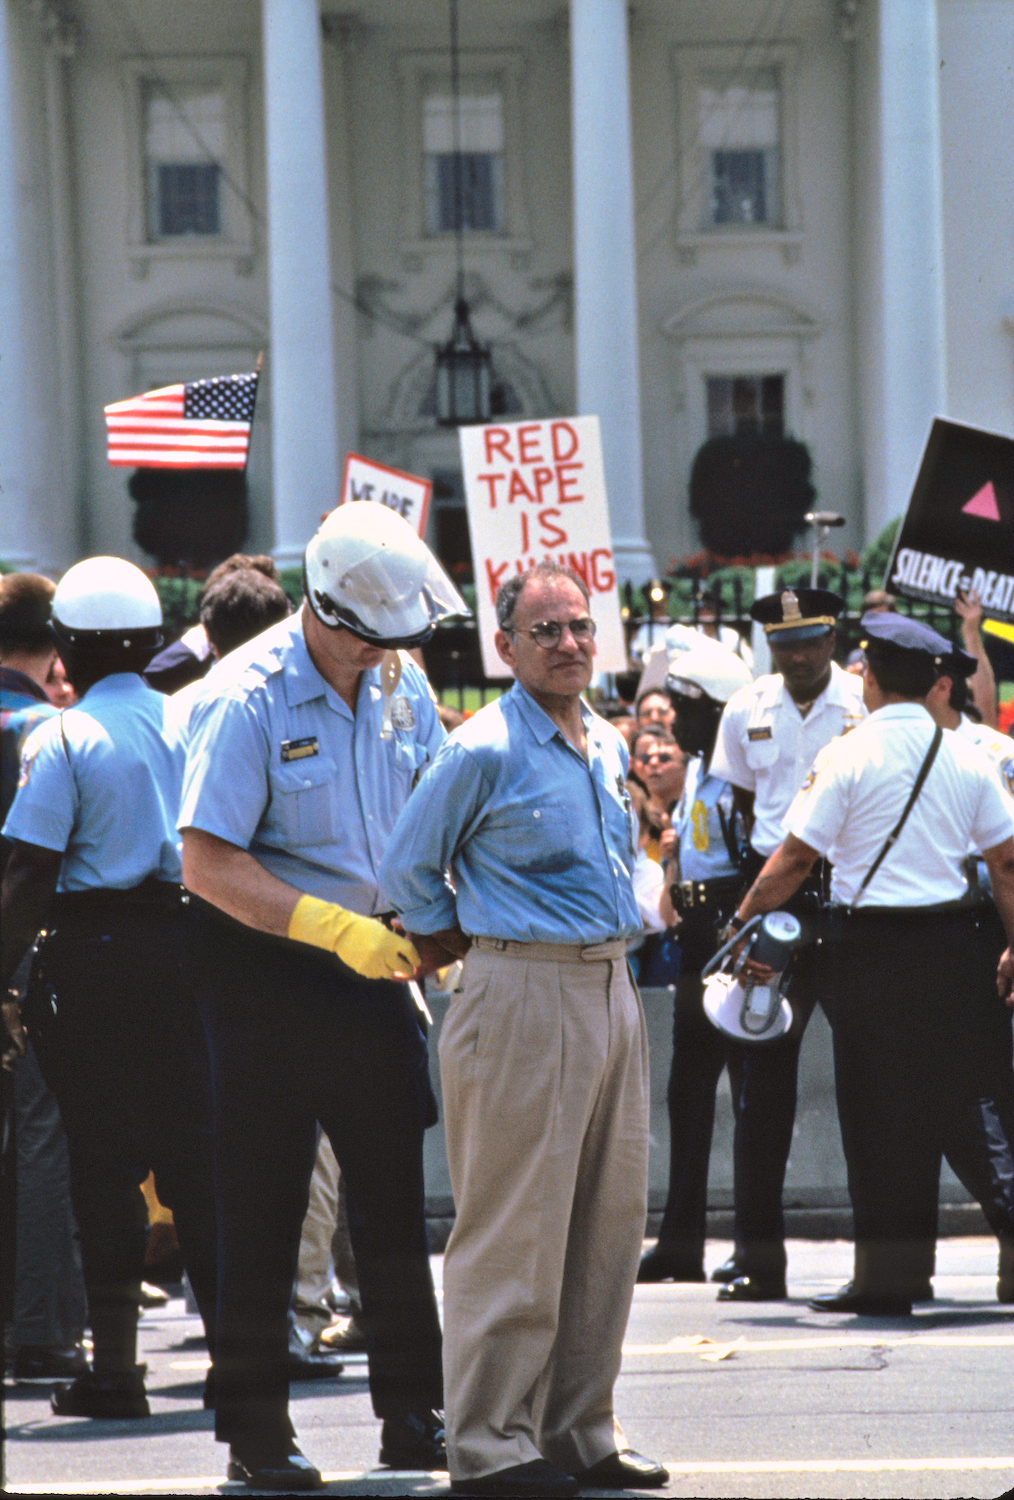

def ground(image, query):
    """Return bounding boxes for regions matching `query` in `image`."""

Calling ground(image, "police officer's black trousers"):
[27,897,218,1373]
[828,906,1014,1298]
[193,906,443,1448]
[655,969,741,1267]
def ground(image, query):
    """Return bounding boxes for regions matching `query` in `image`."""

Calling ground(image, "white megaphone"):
[701,911,800,1043]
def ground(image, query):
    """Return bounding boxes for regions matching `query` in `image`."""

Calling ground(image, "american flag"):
[104,371,259,469]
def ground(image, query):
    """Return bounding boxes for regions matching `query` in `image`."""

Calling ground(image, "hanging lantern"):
[435,298,493,427]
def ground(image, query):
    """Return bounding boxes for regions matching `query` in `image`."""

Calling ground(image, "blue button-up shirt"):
[179,613,445,914]
[2,673,186,892]
[379,681,642,944]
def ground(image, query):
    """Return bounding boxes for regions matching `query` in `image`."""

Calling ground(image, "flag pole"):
[244,350,265,475]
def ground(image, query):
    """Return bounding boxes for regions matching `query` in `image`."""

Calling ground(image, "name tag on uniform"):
[280,737,319,762]
[748,726,773,742]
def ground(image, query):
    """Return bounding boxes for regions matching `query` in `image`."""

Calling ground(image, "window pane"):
[707,375,784,438]
[423,92,503,152]
[156,163,220,236]
[426,152,502,232]
[710,149,767,225]
[699,71,780,228]
[144,82,224,240]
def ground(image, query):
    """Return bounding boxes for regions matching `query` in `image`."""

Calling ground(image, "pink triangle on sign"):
[962,481,1001,521]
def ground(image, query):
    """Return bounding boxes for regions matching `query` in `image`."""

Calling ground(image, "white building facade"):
[2,0,1012,582]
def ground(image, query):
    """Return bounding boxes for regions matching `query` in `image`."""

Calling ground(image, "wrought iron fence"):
[422,561,974,712]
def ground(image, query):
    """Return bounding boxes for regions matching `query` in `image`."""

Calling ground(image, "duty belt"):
[471,935,627,963]
[671,874,743,912]
[51,879,188,917]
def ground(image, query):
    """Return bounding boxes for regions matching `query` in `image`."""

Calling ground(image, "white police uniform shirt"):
[2,673,186,892]
[954,714,1014,894]
[710,661,865,856]
[786,703,1014,908]
[178,613,445,915]
[673,756,741,883]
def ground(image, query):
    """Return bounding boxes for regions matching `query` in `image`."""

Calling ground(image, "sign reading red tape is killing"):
[887,418,1014,620]
[458,415,627,678]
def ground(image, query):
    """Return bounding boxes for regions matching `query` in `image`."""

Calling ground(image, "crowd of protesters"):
[3,516,1014,1497]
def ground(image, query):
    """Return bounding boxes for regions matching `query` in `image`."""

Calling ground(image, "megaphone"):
[701,911,801,1043]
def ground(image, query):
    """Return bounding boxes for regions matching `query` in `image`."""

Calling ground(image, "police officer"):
[707,587,865,1298]
[0,557,218,1416]
[924,643,1014,1300]
[638,645,753,1283]
[179,503,463,1491]
[731,613,1014,1314]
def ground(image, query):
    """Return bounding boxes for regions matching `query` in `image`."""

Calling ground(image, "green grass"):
[438,685,505,713]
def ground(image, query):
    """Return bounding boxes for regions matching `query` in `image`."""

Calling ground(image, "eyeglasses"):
[507,616,597,649]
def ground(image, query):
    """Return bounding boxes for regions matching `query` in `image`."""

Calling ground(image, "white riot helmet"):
[303,502,469,648]
[50,556,163,652]
[666,643,752,706]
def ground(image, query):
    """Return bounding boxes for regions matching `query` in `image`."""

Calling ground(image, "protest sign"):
[339,453,431,537]
[886,418,1014,620]
[458,416,627,678]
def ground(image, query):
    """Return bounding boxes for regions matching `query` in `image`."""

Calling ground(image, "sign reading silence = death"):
[887,418,1014,621]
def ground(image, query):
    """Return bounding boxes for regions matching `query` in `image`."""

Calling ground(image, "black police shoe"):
[450,1459,579,1497]
[286,1347,345,1381]
[709,1255,742,1284]
[637,1246,706,1283]
[717,1275,787,1302]
[574,1448,670,1489]
[808,1280,912,1316]
[11,1343,87,1381]
[51,1365,150,1419]
[227,1440,324,1491]
[379,1407,448,1469]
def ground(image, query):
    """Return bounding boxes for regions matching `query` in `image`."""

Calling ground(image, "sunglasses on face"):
[643,751,678,767]
[508,616,597,649]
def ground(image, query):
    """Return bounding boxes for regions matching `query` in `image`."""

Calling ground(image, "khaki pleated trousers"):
[438,938,650,1482]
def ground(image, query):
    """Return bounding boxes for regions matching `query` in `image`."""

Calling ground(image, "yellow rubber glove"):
[287,894,420,980]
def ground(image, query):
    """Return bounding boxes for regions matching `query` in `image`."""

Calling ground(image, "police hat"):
[859,611,954,663]
[750,587,844,644]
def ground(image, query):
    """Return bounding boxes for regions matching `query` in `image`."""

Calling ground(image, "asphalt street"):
[4,1238,1014,1500]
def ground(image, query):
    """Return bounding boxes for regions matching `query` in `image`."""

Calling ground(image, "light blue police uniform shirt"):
[2,673,187,892]
[379,681,642,944]
[178,612,445,915]
[674,756,742,884]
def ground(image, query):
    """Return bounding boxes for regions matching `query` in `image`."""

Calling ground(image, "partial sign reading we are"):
[339,453,432,537]
[459,415,626,678]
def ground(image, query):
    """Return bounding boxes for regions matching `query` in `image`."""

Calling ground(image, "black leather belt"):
[671,874,743,912]
[52,879,187,917]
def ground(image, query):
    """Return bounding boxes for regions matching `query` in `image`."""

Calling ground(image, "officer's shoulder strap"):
[850,725,943,908]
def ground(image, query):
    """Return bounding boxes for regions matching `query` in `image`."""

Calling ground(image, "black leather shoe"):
[450,1459,579,1496]
[286,1348,345,1381]
[809,1281,912,1315]
[575,1448,670,1489]
[637,1247,705,1283]
[717,1275,787,1302]
[998,1241,1014,1302]
[51,1366,150,1419]
[912,1280,934,1303]
[709,1255,741,1284]
[379,1408,448,1469]
[12,1344,87,1381]
[227,1441,324,1491]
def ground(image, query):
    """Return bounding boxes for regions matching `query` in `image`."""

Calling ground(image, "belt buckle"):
[679,880,694,909]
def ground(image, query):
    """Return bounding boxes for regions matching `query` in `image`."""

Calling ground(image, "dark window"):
[434,153,496,232]
[710,149,767,226]
[156,163,220,236]
[430,469,474,584]
[707,375,784,439]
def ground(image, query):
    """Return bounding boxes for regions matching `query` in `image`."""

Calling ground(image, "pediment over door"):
[661,286,822,344]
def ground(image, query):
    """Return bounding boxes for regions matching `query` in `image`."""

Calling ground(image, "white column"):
[262,0,341,567]
[0,0,35,569]
[569,0,654,585]
[863,0,947,538]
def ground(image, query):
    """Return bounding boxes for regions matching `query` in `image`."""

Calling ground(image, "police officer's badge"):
[390,696,416,730]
